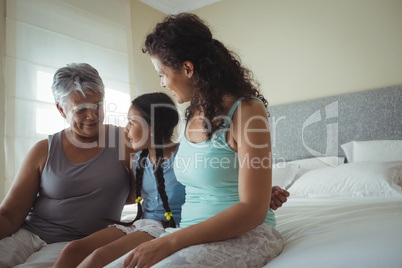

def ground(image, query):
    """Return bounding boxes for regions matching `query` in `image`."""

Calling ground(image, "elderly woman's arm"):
[0,139,47,239]
[120,127,137,204]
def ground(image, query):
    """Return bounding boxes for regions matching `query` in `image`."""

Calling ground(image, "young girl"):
[112,13,285,268]
[53,92,185,267]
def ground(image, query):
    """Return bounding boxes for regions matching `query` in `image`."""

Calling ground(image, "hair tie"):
[164,212,173,221]
[135,196,142,203]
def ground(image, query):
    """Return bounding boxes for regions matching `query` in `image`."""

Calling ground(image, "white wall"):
[193,0,402,105]
[130,0,164,97]
[131,0,402,105]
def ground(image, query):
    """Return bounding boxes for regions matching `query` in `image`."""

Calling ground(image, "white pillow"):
[288,156,345,169]
[341,140,402,163]
[272,163,299,189]
[288,161,402,198]
[273,156,345,189]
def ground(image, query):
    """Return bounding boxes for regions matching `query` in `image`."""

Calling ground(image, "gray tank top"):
[22,125,130,243]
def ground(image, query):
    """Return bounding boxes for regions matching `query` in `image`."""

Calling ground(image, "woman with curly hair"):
[110,13,285,268]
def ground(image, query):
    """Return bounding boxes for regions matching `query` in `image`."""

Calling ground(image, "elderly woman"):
[0,63,135,267]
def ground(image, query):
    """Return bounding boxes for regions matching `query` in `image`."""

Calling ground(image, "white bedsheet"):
[265,197,402,268]
[15,198,402,267]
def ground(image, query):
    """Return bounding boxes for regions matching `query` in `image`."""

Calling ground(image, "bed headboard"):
[267,84,402,163]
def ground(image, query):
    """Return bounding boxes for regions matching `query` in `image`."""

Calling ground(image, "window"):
[3,0,133,198]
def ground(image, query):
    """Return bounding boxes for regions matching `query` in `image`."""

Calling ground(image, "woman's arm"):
[124,99,272,268]
[120,127,137,204]
[0,139,48,239]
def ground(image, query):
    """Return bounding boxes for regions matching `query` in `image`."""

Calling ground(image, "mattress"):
[265,197,402,268]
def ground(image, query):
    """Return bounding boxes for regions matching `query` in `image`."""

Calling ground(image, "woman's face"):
[62,91,104,141]
[151,57,197,104]
[125,106,152,151]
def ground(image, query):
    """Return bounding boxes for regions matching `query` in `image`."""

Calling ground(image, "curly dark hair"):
[143,13,268,140]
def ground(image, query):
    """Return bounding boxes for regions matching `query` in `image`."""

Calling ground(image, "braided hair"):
[116,92,179,228]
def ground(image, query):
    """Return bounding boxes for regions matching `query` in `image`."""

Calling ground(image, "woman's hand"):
[123,237,174,268]
[270,186,290,210]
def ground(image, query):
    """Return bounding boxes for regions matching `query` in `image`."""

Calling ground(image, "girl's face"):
[60,91,104,141]
[125,106,152,151]
[151,57,197,104]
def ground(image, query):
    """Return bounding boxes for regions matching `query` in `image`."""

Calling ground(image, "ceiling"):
[139,0,221,14]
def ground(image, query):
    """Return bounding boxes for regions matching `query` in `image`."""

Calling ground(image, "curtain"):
[3,0,133,200]
[1,0,5,202]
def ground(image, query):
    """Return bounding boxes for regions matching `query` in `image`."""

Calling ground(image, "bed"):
[264,84,402,268]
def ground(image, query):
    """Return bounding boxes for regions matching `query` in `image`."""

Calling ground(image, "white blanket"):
[265,197,402,268]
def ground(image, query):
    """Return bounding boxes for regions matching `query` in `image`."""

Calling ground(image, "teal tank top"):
[174,97,276,228]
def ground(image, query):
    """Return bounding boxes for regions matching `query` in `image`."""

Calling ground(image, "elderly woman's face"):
[64,91,104,140]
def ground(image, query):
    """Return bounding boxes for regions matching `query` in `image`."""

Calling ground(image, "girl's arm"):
[0,140,47,239]
[123,99,272,268]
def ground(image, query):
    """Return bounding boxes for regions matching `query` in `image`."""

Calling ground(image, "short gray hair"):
[51,63,105,108]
